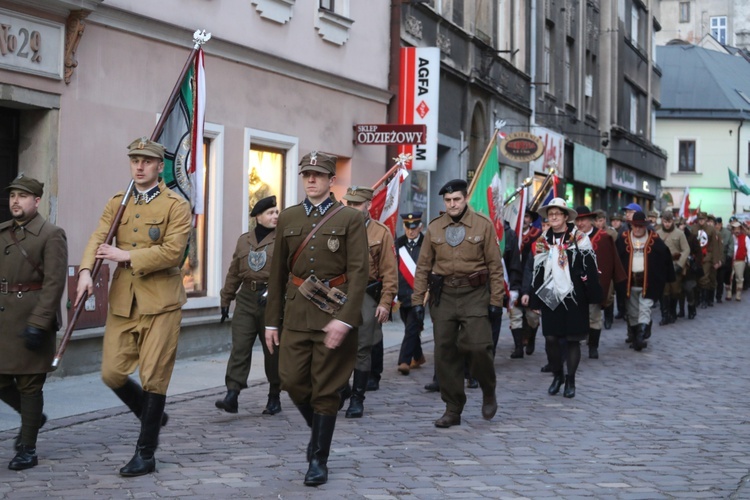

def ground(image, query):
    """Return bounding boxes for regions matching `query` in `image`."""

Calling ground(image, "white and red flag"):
[679,186,690,219]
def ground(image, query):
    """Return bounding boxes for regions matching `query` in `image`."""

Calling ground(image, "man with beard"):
[656,210,689,325]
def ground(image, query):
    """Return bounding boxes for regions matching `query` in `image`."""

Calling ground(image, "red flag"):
[679,187,690,219]
[369,167,408,236]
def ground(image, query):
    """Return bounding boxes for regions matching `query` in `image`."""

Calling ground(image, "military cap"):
[730,221,742,228]
[648,210,659,218]
[611,213,623,221]
[697,211,708,219]
[299,151,337,176]
[594,209,607,219]
[631,211,648,227]
[5,173,44,197]
[438,179,468,195]
[400,212,423,228]
[707,213,716,222]
[574,206,596,219]
[716,217,723,224]
[127,137,166,159]
[661,209,674,220]
[343,186,374,203]
[250,195,277,217]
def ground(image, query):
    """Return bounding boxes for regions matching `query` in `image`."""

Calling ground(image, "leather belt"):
[631,272,645,287]
[0,281,43,295]
[245,280,267,291]
[290,273,347,288]
[118,261,132,269]
[443,275,472,288]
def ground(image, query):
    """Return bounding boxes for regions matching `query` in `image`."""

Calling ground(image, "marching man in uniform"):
[77,137,192,476]
[0,175,67,470]
[411,179,505,428]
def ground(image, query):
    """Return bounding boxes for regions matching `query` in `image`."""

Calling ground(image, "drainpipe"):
[529,0,537,126]
[387,0,403,171]
[736,119,743,214]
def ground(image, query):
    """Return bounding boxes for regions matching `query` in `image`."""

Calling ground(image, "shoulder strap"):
[9,227,44,278]
[290,204,346,271]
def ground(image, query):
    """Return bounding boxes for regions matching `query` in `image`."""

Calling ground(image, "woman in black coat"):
[528,199,602,398]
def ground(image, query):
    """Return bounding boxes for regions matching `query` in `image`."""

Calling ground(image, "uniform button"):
[0,306,4,312]
[133,228,138,232]
[132,243,137,247]
[310,246,314,250]
[135,214,140,218]
[4,250,8,255]
[312,223,317,228]
[310,258,314,262]
[312,235,316,239]
[313,213,319,217]
[310,270,314,274]
[131,272,135,276]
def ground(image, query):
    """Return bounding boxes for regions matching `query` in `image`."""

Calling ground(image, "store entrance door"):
[0,107,20,223]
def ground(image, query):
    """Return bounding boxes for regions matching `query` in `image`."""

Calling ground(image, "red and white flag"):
[370,167,408,237]
[679,186,690,219]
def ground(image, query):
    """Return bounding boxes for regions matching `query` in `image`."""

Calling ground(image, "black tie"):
[408,240,416,249]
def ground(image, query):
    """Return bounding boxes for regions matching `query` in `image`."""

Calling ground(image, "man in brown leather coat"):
[264,151,368,486]
[77,137,191,477]
[0,174,67,471]
[411,179,505,429]
[216,195,281,415]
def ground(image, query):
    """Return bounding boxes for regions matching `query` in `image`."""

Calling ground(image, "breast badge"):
[328,237,340,252]
[148,226,161,241]
[445,225,465,247]
[248,250,267,271]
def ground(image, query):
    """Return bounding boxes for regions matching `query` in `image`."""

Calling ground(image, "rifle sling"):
[9,227,45,279]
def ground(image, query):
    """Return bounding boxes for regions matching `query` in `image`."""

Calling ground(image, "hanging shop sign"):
[353,124,426,145]
[499,132,544,162]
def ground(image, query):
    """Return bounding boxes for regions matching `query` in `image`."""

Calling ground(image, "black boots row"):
[296,404,336,486]
[214,389,282,415]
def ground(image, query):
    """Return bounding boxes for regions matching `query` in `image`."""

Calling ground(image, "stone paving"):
[1,302,750,499]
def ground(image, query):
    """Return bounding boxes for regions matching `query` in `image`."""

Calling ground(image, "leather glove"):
[22,326,45,351]
[220,306,229,323]
[413,305,425,323]
[488,305,503,321]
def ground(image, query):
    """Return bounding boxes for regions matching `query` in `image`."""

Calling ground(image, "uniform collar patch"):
[133,185,161,205]
[303,197,334,216]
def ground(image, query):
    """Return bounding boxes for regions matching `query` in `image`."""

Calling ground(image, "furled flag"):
[503,186,527,250]
[157,48,206,219]
[687,201,701,224]
[678,186,690,219]
[370,154,410,237]
[729,168,750,195]
[532,173,559,228]
[467,131,505,253]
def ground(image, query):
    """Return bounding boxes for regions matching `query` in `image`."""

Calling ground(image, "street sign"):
[354,124,427,145]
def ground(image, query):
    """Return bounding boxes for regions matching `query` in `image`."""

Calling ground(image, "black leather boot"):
[603,305,614,330]
[525,326,538,355]
[215,389,239,414]
[699,289,708,309]
[588,329,601,359]
[669,297,678,324]
[337,384,351,411]
[706,289,714,307]
[8,444,37,470]
[510,329,524,359]
[626,324,634,344]
[644,321,653,340]
[296,404,314,461]
[633,324,648,351]
[119,392,165,477]
[113,378,168,426]
[345,370,367,419]
[0,386,48,452]
[9,392,44,470]
[677,296,685,318]
[563,374,576,398]
[548,372,565,395]
[262,394,281,415]
[304,414,336,486]
[688,304,697,319]
[658,298,670,326]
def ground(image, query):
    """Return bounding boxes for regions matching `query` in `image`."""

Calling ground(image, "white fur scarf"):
[533,224,596,304]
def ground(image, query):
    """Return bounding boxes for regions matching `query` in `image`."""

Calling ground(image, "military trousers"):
[664,271,683,297]
[431,285,495,415]
[509,304,540,330]
[699,260,717,290]
[397,305,424,366]
[0,373,45,396]
[279,326,358,415]
[355,294,382,372]
[225,288,280,395]
[626,287,654,326]
[101,301,181,395]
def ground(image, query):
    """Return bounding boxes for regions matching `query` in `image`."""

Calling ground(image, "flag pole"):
[53,30,212,370]
[528,167,557,212]
[371,153,412,190]
[502,177,533,207]
[467,130,499,198]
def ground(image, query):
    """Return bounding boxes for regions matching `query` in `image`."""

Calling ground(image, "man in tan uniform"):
[216,195,281,415]
[341,186,397,418]
[264,151,368,486]
[0,175,67,471]
[412,179,505,428]
[656,210,689,325]
[76,137,191,477]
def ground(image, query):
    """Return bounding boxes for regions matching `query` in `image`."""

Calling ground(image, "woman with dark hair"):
[527,198,602,398]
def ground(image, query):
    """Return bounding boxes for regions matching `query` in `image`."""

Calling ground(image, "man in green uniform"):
[691,212,722,308]
[0,174,67,470]
[411,179,505,428]
[76,137,191,477]
[264,151,368,486]
[341,186,397,418]
[656,210,689,325]
[216,195,281,415]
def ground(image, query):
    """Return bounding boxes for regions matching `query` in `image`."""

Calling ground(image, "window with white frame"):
[678,140,696,172]
[631,6,640,48]
[316,0,352,45]
[544,24,554,94]
[629,86,638,134]
[679,2,689,23]
[711,16,727,44]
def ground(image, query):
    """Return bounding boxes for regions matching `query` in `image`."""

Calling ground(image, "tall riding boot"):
[633,324,648,351]
[337,383,351,411]
[677,295,685,318]
[699,289,707,309]
[626,323,634,344]
[588,329,601,359]
[688,303,697,319]
[8,392,44,471]
[669,297,678,324]
[296,404,314,461]
[510,329,525,359]
[644,321,653,340]
[113,378,168,426]
[304,414,337,486]
[120,391,166,477]
[603,304,614,330]
[215,389,239,414]
[658,297,670,326]
[524,326,538,355]
[706,288,714,307]
[345,370,368,419]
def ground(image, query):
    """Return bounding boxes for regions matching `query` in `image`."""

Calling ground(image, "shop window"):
[248,146,285,231]
[678,140,696,172]
[182,138,210,297]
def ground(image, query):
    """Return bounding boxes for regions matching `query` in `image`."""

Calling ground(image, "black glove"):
[220,306,229,323]
[22,326,45,351]
[674,264,683,274]
[488,305,503,321]
[413,305,425,323]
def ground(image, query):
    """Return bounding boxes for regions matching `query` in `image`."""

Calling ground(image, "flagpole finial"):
[393,153,413,169]
[193,29,212,47]
[495,119,506,131]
